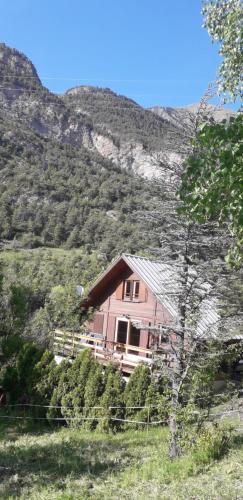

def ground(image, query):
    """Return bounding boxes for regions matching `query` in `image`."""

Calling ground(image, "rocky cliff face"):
[0,43,235,258]
[0,44,192,179]
[0,43,233,181]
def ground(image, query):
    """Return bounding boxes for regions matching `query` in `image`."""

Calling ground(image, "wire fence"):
[1,391,243,429]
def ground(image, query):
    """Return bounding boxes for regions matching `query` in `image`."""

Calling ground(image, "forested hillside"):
[0,109,161,255]
[0,43,234,256]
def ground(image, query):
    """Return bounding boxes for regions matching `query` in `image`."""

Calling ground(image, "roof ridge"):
[122,253,162,263]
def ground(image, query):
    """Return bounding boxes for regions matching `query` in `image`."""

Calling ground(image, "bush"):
[124,364,151,423]
[48,349,100,426]
[191,423,233,466]
[83,364,104,430]
[98,369,125,433]
[1,335,24,360]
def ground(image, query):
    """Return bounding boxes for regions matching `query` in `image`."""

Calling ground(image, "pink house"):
[80,254,176,372]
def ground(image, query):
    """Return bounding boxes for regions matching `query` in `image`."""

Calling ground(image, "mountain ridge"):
[0,43,234,180]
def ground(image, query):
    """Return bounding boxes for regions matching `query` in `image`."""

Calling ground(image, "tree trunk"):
[169,379,180,459]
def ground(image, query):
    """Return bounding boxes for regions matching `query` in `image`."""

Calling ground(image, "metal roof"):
[122,254,178,317]
[89,253,228,339]
[122,254,220,338]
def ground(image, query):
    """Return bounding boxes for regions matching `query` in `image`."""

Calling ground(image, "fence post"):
[147,406,150,434]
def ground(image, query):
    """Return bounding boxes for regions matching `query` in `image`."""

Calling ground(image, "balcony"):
[53,329,154,373]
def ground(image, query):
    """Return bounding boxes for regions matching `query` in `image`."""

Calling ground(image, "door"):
[116,320,129,352]
[128,325,140,355]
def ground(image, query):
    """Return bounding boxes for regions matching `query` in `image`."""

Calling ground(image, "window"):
[124,280,132,299]
[133,281,140,299]
[124,280,140,301]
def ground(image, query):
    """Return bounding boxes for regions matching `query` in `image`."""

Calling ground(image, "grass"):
[1,415,243,499]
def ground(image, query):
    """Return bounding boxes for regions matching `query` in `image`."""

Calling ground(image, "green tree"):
[49,349,98,426]
[83,364,104,429]
[98,370,125,432]
[179,0,243,265]
[179,114,243,266]
[202,0,243,102]
[124,364,151,422]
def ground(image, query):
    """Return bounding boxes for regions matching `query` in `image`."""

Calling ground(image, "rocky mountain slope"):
[0,43,234,180]
[0,43,193,180]
[0,43,234,257]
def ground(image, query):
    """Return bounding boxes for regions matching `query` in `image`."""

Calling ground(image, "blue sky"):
[0,0,226,108]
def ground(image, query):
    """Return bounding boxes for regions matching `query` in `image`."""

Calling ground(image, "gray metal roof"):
[122,254,178,317]
[89,253,233,339]
[122,254,220,338]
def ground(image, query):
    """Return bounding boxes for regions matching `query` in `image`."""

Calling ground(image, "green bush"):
[1,335,24,360]
[98,369,125,433]
[124,364,151,424]
[191,423,233,466]
[83,364,104,430]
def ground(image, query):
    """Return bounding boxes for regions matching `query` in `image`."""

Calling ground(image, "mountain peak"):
[65,85,117,97]
[0,43,42,90]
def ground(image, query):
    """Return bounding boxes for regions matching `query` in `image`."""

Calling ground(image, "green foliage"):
[98,370,125,433]
[0,248,103,344]
[1,334,24,360]
[124,364,151,422]
[191,423,233,465]
[144,379,169,424]
[48,349,99,425]
[202,0,243,101]
[0,110,159,258]
[1,342,44,402]
[179,114,243,265]
[83,364,104,430]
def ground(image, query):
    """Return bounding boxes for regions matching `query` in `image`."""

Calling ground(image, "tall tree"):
[179,0,243,265]
[202,0,243,102]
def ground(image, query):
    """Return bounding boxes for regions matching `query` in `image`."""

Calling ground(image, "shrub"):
[83,364,104,430]
[48,349,100,426]
[1,335,24,360]
[124,364,151,423]
[98,370,125,433]
[1,341,44,402]
[191,423,233,466]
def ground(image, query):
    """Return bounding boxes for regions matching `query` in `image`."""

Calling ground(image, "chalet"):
[55,254,178,373]
[54,253,243,377]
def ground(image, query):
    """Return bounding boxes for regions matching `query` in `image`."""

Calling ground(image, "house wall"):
[85,267,173,355]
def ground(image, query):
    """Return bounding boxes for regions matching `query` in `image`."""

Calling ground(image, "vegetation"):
[179,114,243,266]
[0,248,103,345]
[0,110,160,258]
[63,86,186,153]
[202,0,243,102]
[179,0,243,265]
[0,419,242,499]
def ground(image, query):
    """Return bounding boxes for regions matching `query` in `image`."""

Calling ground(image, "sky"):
[0,0,228,109]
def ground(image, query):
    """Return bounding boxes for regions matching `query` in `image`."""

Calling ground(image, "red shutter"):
[139,281,147,302]
[106,315,116,350]
[139,321,149,357]
[93,313,104,334]
[116,281,124,300]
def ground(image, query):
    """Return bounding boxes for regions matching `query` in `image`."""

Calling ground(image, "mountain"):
[0,43,192,179]
[0,43,233,257]
[150,104,234,130]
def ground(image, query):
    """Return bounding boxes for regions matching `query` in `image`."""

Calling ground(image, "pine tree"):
[124,365,151,422]
[98,370,125,433]
[83,364,104,430]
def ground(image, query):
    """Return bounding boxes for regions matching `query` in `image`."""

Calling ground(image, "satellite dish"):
[76,285,84,297]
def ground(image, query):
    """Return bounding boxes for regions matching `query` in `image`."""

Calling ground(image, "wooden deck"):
[53,329,156,373]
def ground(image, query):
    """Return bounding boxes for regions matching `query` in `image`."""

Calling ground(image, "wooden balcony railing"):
[53,329,154,373]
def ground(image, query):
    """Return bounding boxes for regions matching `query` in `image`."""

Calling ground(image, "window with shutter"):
[122,280,147,302]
